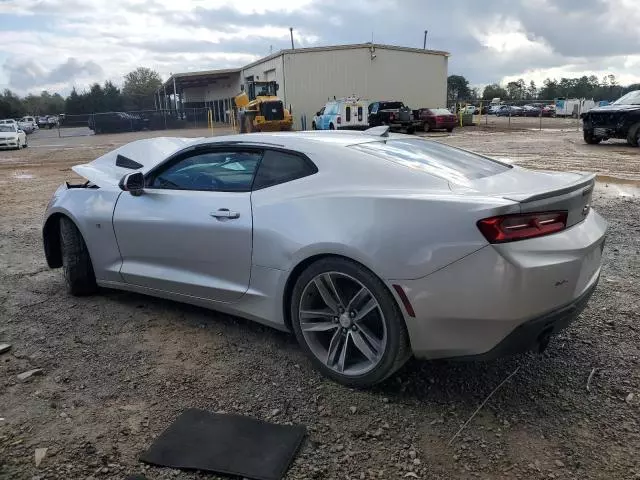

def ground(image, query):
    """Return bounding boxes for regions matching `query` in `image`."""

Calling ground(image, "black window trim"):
[144,143,318,193]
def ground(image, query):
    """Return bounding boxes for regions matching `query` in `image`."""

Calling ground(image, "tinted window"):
[369,103,378,114]
[345,106,351,122]
[357,106,363,121]
[253,150,316,190]
[431,108,452,115]
[379,102,404,110]
[351,139,511,183]
[150,150,262,192]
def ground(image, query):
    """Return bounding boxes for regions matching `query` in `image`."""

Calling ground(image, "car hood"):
[0,132,18,139]
[72,137,201,188]
[588,104,640,113]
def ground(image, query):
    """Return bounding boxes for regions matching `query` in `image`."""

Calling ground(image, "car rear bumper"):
[394,209,607,359]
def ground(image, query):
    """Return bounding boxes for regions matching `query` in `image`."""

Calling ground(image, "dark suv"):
[582,90,640,146]
[368,101,421,133]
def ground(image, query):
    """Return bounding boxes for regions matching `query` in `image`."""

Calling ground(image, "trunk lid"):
[450,166,595,228]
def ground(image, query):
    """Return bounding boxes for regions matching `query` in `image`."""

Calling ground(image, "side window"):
[253,150,316,190]
[370,103,378,114]
[149,150,262,192]
[357,106,363,121]
[345,106,351,122]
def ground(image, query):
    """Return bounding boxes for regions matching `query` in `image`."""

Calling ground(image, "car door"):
[112,147,262,302]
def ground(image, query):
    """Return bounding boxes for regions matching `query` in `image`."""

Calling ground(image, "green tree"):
[447,75,472,103]
[482,83,508,100]
[103,81,124,112]
[123,67,162,110]
[527,81,537,100]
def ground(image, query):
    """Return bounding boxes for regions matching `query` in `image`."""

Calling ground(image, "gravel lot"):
[0,127,638,480]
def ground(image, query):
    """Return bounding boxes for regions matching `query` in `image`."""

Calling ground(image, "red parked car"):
[418,108,457,132]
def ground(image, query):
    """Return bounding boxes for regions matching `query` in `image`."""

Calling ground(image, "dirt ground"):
[0,127,638,480]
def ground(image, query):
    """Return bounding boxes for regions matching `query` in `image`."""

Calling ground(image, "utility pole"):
[289,27,294,49]
[423,30,428,49]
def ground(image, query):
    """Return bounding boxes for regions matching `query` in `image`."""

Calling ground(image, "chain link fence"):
[446,99,599,131]
[55,108,230,138]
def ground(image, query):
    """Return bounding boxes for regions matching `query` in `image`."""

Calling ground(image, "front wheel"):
[626,122,640,147]
[423,122,431,133]
[329,123,335,130]
[60,217,98,296]
[311,121,317,130]
[290,258,411,387]
[583,130,601,145]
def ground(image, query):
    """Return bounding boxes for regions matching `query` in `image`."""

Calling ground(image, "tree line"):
[448,74,640,104]
[0,67,163,118]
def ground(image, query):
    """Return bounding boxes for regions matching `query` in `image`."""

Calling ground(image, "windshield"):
[613,90,640,105]
[351,138,511,184]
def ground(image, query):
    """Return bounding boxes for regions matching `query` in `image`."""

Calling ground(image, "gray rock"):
[349,406,357,414]
[554,460,565,468]
[0,343,11,354]
[18,369,43,381]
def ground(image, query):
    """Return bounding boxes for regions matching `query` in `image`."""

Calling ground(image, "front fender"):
[43,185,124,282]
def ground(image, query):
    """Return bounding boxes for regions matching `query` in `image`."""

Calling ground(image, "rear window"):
[430,108,452,115]
[380,102,403,110]
[351,139,511,183]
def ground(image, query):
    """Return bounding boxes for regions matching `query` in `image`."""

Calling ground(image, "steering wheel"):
[193,173,222,190]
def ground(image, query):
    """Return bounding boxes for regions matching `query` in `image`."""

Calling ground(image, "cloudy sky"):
[1,0,639,95]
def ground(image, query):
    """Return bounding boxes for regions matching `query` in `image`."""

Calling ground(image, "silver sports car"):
[43,128,607,386]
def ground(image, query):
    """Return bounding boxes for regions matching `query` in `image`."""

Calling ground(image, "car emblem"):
[582,205,590,216]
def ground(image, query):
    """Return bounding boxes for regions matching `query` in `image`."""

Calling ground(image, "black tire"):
[626,122,640,147]
[329,123,335,130]
[583,130,601,145]
[311,121,317,130]
[60,217,97,296]
[423,122,431,133]
[290,257,411,387]
[446,127,454,133]
[406,126,415,135]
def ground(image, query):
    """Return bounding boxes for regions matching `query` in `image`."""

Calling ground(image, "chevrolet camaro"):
[42,127,607,386]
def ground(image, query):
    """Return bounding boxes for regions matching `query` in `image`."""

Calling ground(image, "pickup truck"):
[368,101,421,133]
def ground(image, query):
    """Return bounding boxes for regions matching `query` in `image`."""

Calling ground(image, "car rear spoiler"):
[503,173,595,203]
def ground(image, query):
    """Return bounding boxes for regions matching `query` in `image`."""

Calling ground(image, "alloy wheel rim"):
[298,272,387,376]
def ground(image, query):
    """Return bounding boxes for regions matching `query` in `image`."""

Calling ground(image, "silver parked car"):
[42,128,607,386]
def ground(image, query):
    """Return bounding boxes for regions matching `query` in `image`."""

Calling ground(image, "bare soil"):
[0,127,638,480]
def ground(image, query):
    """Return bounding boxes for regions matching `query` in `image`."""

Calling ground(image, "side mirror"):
[119,171,144,196]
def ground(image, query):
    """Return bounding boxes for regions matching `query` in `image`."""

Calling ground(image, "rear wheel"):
[406,126,415,134]
[60,217,97,296]
[583,130,601,145]
[329,123,335,130]
[446,127,454,133]
[290,258,410,387]
[423,122,431,132]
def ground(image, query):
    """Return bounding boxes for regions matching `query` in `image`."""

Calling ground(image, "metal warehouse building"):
[161,43,449,129]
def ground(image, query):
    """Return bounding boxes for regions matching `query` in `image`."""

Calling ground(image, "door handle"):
[210,208,240,219]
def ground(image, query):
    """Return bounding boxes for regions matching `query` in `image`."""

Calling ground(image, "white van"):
[312,96,370,130]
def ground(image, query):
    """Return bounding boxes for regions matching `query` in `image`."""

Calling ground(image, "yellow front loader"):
[234,81,293,133]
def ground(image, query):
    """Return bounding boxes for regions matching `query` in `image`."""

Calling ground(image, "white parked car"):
[21,116,39,131]
[0,123,28,149]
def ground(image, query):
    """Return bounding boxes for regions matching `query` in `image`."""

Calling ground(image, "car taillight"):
[337,116,341,124]
[477,211,568,243]
[435,116,443,122]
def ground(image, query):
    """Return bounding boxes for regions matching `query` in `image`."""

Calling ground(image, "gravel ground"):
[0,128,638,480]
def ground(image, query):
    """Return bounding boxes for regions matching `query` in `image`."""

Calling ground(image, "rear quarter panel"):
[250,148,518,280]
